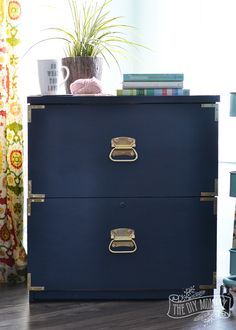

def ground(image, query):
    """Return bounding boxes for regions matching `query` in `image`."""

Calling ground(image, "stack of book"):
[117,73,190,96]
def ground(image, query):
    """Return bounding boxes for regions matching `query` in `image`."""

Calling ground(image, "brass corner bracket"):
[201,103,219,121]
[28,104,45,123]
[199,271,217,290]
[200,179,218,214]
[27,180,45,216]
[27,273,45,292]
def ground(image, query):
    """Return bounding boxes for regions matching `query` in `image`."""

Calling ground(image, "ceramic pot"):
[61,56,103,94]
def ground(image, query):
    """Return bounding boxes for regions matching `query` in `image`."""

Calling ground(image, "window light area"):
[20,0,236,278]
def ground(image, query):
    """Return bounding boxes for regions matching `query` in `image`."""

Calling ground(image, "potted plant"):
[29,0,145,93]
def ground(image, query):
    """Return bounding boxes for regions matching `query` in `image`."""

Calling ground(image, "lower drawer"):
[28,197,216,299]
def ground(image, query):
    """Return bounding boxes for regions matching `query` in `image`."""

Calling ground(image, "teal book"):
[123,73,184,82]
[117,88,190,96]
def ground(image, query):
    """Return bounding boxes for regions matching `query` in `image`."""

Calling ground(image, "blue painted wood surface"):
[27,95,218,300]
[28,198,216,291]
[28,101,218,198]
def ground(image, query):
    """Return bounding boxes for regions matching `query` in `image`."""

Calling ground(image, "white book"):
[122,81,183,89]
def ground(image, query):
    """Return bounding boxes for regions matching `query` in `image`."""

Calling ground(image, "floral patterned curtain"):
[0,0,26,283]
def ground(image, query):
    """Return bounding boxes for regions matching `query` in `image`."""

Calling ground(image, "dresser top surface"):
[27,95,220,105]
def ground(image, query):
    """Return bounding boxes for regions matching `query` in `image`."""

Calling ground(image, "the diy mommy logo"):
[168,294,215,318]
[167,286,231,324]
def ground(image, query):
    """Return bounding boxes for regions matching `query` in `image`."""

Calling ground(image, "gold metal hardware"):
[28,104,45,123]
[214,178,218,196]
[200,179,218,214]
[199,271,217,290]
[201,103,219,121]
[28,180,45,199]
[111,137,136,149]
[27,180,45,216]
[200,192,215,198]
[27,273,45,292]
[109,137,138,162]
[109,228,137,254]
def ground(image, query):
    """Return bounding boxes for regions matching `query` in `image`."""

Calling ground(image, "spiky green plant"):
[26,0,145,68]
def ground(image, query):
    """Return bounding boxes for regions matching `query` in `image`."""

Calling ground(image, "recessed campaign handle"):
[109,228,137,254]
[109,137,138,162]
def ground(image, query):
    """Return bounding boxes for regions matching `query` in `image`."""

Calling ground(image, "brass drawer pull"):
[109,228,137,254]
[109,137,138,162]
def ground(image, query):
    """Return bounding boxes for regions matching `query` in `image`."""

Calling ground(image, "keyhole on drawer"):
[120,201,126,208]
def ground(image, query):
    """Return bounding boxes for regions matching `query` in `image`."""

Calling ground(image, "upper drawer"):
[28,99,218,198]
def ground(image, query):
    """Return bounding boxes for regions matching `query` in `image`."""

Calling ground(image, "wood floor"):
[0,283,236,330]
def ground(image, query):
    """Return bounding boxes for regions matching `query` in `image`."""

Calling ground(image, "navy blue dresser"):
[27,95,219,301]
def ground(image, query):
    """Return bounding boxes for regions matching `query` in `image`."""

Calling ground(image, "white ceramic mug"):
[37,59,70,95]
